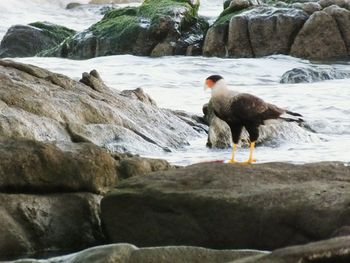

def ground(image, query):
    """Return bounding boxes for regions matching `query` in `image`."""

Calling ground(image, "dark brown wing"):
[230,93,284,122]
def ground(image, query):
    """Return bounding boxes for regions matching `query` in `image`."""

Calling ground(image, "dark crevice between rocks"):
[288,19,307,54]
[332,17,350,56]
[131,128,172,152]
[246,18,255,58]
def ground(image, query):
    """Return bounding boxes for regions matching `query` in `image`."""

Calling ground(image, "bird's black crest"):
[206,75,223,83]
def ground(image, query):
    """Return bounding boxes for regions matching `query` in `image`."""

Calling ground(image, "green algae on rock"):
[42,0,207,59]
[0,22,76,58]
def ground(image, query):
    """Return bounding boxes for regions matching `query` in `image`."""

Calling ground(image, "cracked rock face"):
[0,59,204,155]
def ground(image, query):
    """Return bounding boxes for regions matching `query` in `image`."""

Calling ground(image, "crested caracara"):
[204,75,303,164]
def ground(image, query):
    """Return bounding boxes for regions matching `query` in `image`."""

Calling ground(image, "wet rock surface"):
[8,244,265,263]
[0,59,203,155]
[101,162,350,250]
[281,66,350,83]
[0,22,76,58]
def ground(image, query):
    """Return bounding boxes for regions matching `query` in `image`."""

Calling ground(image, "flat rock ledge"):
[101,162,350,250]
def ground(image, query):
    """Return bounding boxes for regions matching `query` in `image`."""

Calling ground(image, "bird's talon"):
[239,159,256,165]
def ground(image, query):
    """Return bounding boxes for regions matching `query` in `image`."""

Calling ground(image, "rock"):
[280,66,350,83]
[318,0,350,8]
[204,3,350,60]
[323,5,350,56]
[8,243,265,263]
[202,24,228,57]
[44,0,208,58]
[151,42,175,57]
[66,2,82,9]
[227,14,253,57]
[230,7,309,57]
[0,59,203,155]
[121,87,157,106]
[291,11,348,60]
[203,100,318,149]
[231,236,350,263]
[0,22,76,58]
[112,152,173,179]
[0,138,117,194]
[205,7,308,58]
[292,2,322,14]
[79,69,109,93]
[229,0,262,12]
[101,162,350,250]
[0,193,103,260]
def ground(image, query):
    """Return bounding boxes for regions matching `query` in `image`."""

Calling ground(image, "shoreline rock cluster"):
[0,60,349,262]
[1,0,350,61]
[3,156,350,262]
[203,1,350,60]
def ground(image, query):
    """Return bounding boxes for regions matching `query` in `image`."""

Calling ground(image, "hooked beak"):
[204,79,214,91]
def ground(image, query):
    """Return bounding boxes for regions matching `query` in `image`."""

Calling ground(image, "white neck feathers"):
[211,79,229,97]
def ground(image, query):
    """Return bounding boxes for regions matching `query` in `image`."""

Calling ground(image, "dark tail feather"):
[286,110,303,117]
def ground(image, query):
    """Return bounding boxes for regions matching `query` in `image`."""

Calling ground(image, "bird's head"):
[204,75,224,91]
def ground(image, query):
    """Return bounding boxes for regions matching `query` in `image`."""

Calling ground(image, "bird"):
[204,75,303,164]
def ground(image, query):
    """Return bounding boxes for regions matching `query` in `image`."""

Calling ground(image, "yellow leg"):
[228,143,238,164]
[241,141,257,164]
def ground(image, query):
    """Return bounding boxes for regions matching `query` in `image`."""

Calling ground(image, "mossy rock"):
[0,22,76,58]
[41,0,205,59]
[214,5,255,26]
[29,22,76,43]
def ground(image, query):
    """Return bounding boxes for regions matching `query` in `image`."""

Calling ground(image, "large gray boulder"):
[290,10,348,60]
[0,59,204,155]
[0,22,76,58]
[239,7,308,57]
[323,5,350,56]
[202,24,228,57]
[204,7,309,58]
[101,162,350,250]
[0,193,103,261]
[204,3,350,60]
